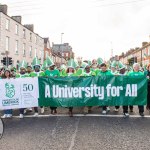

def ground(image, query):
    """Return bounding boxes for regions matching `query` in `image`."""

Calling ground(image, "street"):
[1,107,150,150]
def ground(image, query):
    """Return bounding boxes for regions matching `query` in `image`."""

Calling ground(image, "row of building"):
[0,4,75,69]
[110,41,150,67]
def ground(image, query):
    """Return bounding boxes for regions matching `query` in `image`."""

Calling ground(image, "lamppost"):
[61,33,64,63]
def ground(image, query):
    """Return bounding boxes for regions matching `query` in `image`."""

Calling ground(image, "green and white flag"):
[0,78,39,110]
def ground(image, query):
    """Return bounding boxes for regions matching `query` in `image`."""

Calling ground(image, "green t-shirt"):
[97,70,113,76]
[16,73,29,78]
[60,69,67,77]
[30,71,45,77]
[128,71,144,76]
[45,69,60,77]
[81,71,96,76]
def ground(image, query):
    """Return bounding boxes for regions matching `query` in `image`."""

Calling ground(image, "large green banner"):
[38,76,147,107]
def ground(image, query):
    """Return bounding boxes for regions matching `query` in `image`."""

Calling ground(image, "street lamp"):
[61,33,64,63]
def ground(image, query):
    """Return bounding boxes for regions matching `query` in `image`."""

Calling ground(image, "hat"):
[67,59,76,69]
[81,62,89,69]
[60,64,66,70]
[118,62,125,70]
[41,60,49,70]
[97,58,103,65]
[19,60,27,69]
[46,56,55,67]
[32,57,41,67]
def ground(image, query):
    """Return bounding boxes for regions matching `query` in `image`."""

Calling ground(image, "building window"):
[23,43,26,56]
[66,53,68,57]
[15,24,19,35]
[30,33,32,41]
[6,19,10,30]
[23,29,26,38]
[6,36,9,51]
[35,48,37,57]
[35,36,37,43]
[148,47,150,56]
[15,40,19,54]
[29,46,32,57]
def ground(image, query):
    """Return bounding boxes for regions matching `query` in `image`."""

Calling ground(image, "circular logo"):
[0,119,4,139]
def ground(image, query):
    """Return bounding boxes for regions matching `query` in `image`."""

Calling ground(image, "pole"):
[61,33,64,64]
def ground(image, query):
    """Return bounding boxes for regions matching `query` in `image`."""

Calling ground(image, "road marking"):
[68,118,80,150]
[4,114,150,118]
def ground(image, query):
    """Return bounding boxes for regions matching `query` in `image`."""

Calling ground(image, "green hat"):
[118,62,125,70]
[41,60,49,70]
[111,61,118,68]
[32,57,41,67]
[81,62,89,69]
[88,60,92,66]
[67,59,76,69]
[46,56,55,67]
[97,58,103,65]
[60,64,66,70]
[74,60,79,68]
[19,60,27,69]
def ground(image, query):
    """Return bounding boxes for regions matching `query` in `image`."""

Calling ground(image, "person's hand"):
[147,76,149,79]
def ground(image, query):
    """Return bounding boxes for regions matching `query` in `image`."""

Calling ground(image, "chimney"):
[0,4,8,15]
[24,24,34,32]
[142,42,148,47]
[11,16,22,23]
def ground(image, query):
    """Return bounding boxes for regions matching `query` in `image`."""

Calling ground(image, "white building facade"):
[0,5,44,68]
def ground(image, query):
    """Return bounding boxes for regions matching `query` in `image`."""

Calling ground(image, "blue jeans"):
[4,109,12,114]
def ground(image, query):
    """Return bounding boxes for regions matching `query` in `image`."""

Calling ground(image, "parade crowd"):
[0,56,150,118]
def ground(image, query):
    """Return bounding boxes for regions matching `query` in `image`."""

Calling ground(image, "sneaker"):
[114,108,119,112]
[124,113,129,117]
[139,112,144,117]
[102,110,107,115]
[41,107,45,114]
[33,113,39,117]
[107,107,110,111]
[19,114,24,119]
[7,114,12,118]
[1,114,8,118]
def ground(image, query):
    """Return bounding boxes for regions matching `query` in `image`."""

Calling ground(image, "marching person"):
[45,56,60,115]
[118,63,129,117]
[30,57,45,116]
[81,62,96,114]
[16,60,29,118]
[64,59,77,117]
[146,63,150,111]
[1,69,13,118]
[97,63,113,115]
[128,63,144,117]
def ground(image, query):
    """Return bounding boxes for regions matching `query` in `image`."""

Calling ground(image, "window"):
[66,53,68,57]
[23,29,26,38]
[15,24,19,35]
[148,47,150,56]
[15,40,19,53]
[6,19,10,30]
[6,36,9,51]
[29,46,32,57]
[35,36,37,43]
[35,48,37,57]
[30,33,32,41]
[23,43,26,56]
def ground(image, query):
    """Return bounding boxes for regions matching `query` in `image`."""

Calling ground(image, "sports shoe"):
[107,107,110,111]
[33,113,39,117]
[1,114,8,118]
[41,107,45,114]
[19,114,24,119]
[139,112,144,117]
[114,108,119,112]
[102,110,107,115]
[124,113,129,117]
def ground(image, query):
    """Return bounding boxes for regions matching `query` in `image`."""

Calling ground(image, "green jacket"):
[97,70,113,76]
[16,73,29,78]
[128,71,144,76]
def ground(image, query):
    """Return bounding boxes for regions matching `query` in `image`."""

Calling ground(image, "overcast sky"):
[1,0,150,61]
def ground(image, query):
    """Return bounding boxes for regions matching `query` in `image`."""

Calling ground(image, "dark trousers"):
[103,106,107,110]
[123,106,128,113]
[34,107,38,113]
[115,106,120,109]
[129,106,144,113]
[50,107,57,110]
[69,107,73,112]
[19,108,24,114]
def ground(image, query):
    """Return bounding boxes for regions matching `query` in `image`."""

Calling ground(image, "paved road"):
[1,107,150,150]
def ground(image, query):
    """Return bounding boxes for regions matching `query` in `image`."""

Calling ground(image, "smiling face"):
[4,70,11,78]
